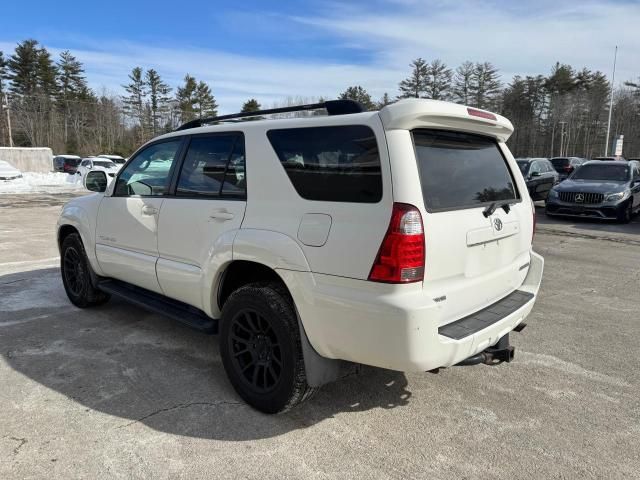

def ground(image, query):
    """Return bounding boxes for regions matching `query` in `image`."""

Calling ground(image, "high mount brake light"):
[467,108,497,121]
[369,203,425,283]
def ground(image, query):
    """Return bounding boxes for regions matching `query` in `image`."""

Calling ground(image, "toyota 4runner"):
[57,99,544,413]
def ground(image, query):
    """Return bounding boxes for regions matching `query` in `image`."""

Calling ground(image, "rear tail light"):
[531,199,536,243]
[564,165,573,173]
[369,203,425,283]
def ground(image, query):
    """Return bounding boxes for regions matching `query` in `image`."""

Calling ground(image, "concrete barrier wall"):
[0,147,54,173]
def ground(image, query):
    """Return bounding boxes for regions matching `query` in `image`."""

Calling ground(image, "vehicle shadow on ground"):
[0,267,412,441]
[535,204,640,236]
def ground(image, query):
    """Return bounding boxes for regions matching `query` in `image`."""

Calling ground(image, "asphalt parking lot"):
[1,193,639,480]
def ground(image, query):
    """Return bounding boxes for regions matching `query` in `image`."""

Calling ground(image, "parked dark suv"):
[516,158,559,201]
[53,155,81,174]
[546,160,640,223]
[550,157,586,181]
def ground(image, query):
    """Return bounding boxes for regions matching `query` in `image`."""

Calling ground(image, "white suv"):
[57,99,543,413]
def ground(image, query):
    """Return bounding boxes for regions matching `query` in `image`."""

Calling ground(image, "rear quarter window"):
[412,130,519,212]
[267,125,382,203]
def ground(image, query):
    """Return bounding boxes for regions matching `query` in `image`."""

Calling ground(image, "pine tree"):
[122,67,147,141]
[57,50,89,146]
[240,98,260,113]
[145,69,171,135]
[425,59,452,100]
[470,62,501,110]
[0,51,7,97]
[240,98,262,120]
[399,58,429,98]
[35,46,58,97]
[176,74,198,122]
[452,61,475,105]
[193,81,218,119]
[57,51,87,100]
[0,51,7,145]
[339,85,375,110]
[7,39,42,96]
[376,92,393,109]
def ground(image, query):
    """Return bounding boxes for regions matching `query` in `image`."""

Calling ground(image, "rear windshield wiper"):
[483,200,516,217]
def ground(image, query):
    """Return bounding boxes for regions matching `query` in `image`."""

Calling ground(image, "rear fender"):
[227,229,343,386]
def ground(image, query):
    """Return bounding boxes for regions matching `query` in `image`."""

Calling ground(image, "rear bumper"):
[279,251,544,372]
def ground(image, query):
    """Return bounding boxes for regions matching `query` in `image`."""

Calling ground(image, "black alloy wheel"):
[63,245,86,297]
[227,308,283,393]
[60,233,110,308]
[219,282,317,413]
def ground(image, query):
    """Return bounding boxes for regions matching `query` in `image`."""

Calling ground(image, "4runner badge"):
[494,218,503,231]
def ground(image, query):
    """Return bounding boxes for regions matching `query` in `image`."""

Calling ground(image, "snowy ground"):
[0,172,83,195]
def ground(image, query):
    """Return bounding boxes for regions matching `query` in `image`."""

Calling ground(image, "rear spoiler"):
[379,99,514,142]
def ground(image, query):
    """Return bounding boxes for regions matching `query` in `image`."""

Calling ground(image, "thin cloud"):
[1,0,638,112]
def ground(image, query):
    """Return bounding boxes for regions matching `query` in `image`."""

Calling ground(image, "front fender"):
[57,194,104,275]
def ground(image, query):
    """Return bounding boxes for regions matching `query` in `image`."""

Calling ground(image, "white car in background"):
[97,154,126,169]
[75,157,119,182]
[0,160,23,181]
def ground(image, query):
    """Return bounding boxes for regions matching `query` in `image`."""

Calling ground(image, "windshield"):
[93,161,116,168]
[571,164,629,181]
[413,130,519,211]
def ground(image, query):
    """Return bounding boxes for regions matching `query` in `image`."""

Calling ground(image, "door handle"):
[209,210,235,221]
[141,205,158,216]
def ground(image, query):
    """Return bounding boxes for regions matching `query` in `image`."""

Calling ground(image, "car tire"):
[219,282,317,414]
[617,200,633,224]
[60,233,110,308]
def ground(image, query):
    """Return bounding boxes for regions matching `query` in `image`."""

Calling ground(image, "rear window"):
[267,125,382,203]
[551,158,569,171]
[412,130,519,212]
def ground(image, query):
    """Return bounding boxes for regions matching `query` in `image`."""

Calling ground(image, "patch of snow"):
[0,172,83,194]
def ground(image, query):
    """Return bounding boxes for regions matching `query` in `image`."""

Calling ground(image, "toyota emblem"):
[575,193,584,203]
[494,218,503,231]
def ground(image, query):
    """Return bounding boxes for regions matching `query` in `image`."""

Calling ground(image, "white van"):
[57,99,543,413]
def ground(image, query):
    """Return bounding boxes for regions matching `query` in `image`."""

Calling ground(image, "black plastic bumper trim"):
[439,290,534,340]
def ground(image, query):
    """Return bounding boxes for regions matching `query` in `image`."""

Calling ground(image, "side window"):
[267,125,382,203]
[529,161,542,174]
[633,165,640,180]
[81,160,90,167]
[176,133,246,198]
[114,139,182,197]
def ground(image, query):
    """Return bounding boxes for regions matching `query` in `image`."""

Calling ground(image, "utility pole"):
[604,46,618,156]
[2,93,13,148]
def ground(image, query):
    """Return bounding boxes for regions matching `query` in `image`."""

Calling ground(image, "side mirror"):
[530,171,541,178]
[84,170,108,192]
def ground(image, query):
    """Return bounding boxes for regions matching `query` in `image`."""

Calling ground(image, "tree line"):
[0,39,638,158]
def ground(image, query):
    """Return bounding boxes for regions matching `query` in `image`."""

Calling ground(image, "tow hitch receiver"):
[455,334,515,366]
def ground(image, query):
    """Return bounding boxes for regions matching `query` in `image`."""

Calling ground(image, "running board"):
[97,279,218,333]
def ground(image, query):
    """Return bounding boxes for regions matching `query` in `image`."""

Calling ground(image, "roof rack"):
[174,99,365,131]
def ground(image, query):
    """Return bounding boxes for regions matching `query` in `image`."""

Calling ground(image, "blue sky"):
[2,0,639,112]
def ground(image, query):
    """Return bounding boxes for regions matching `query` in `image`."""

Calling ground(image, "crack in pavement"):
[115,401,245,429]
[4,437,28,455]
